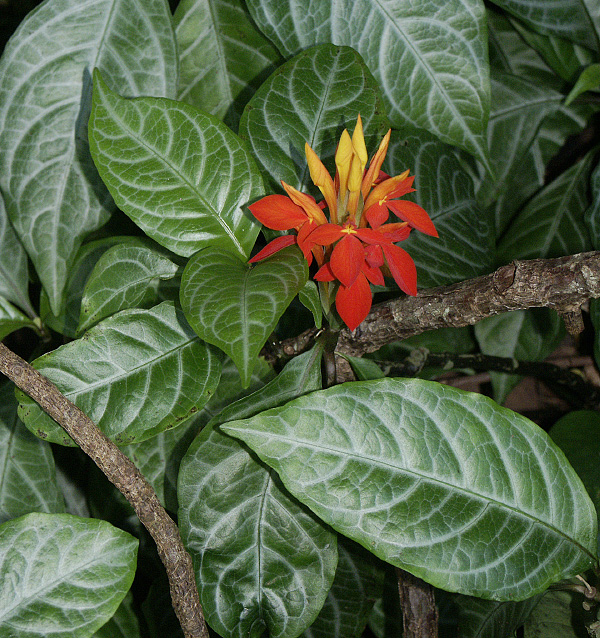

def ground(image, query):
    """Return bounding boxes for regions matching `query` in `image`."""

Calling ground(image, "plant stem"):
[396,568,439,638]
[0,342,209,638]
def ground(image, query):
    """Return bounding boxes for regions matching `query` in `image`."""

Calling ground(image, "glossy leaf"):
[245,0,491,167]
[239,44,389,194]
[179,427,336,638]
[474,309,565,405]
[551,411,600,520]
[567,63,600,104]
[0,0,177,314]
[0,296,37,342]
[78,243,180,333]
[17,302,222,446]
[174,0,282,130]
[476,72,564,215]
[455,594,541,638]
[122,356,273,510]
[384,129,494,288]
[497,153,594,263]
[523,589,588,637]
[0,193,32,315]
[222,378,598,601]
[89,71,264,259]
[93,593,140,638]
[0,512,138,638]
[488,0,600,51]
[298,281,322,329]
[301,539,384,638]
[0,383,64,524]
[180,246,308,387]
[179,346,326,638]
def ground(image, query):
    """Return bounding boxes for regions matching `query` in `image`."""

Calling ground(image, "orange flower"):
[248,116,437,330]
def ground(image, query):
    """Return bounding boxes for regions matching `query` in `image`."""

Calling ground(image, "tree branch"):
[0,343,208,638]
[396,568,439,638]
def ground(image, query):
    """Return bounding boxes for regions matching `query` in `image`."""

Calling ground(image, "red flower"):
[248,116,437,331]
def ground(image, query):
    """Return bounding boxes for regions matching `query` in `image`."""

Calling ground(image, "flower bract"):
[248,116,438,331]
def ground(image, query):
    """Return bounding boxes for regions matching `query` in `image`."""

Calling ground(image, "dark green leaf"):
[0,513,138,638]
[301,539,384,638]
[40,236,146,338]
[222,378,598,600]
[180,246,308,387]
[17,302,222,446]
[239,44,389,194]
[78,243,180,333]
[89,70,264,259]
[0,0,177,314]
[299,281,322,329]
[93,593,140,638]
[246,0,491,167]
[0,297,37,342]
[488,0,600,51]
[179,423,336,638]
[385,129,494,287]
[524,589,589,637]
[174,0,282,130]
[0,383,64,523]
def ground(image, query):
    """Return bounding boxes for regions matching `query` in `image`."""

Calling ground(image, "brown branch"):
[338,251,600,359]
[0,343,208,638]
[396,568,439,638]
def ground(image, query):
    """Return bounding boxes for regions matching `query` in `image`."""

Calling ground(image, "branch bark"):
[396,568,439,638]
[0,343,208,638]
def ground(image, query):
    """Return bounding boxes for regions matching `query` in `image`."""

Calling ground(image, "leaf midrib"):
[234,429,596,561]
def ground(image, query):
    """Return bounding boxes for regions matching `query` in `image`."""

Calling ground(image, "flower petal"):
[330,234,364,287]
[387,200,438,237]
[281,181,328,225]
[364,244,384,268]
[314,262,335,281]
[249,195,307,230]
[363,171,410,211]
[309,223,344,246]
[361,129,391,200]
[335,273,372,331]
[377,222,411,242]
[364,202,390,229]
[382,244,417,295]
[248,234,296,263]
[363,262,385,286]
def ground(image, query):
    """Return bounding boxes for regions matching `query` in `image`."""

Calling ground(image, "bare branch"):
[336,251,600,360]
[0,343,208,638]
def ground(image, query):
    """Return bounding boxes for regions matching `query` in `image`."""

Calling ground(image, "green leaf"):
[298,281,322,329]
[17,301,222,446]
[476,72,564,213]
[0,383,64,523]
[0,296,37,342]
[0,192,32,315]
[384,129,494,287]
[245,0,491,167]
[179,423,337,638]
[339,354,385,381]
[89,70,264,259]
[474,309,565,405]
[39,236,146,339]
[455,594,541,638]
[78,243,180,333]
[222,378,598,601]
[174,0,282,130]
[0,0,177,315]
[239,44,389,194]
[488,0,600,51]
[93,593,140,638]
[0,512,138,638]
[301,539,384,638]
[509,17,596,83]
[524,589,588,637]
[497,153,594,263]
[566,63,600,104]
[180,245,308,387]
[179,346,326,637]
[122,356,273,510]
[551,411,600,520]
